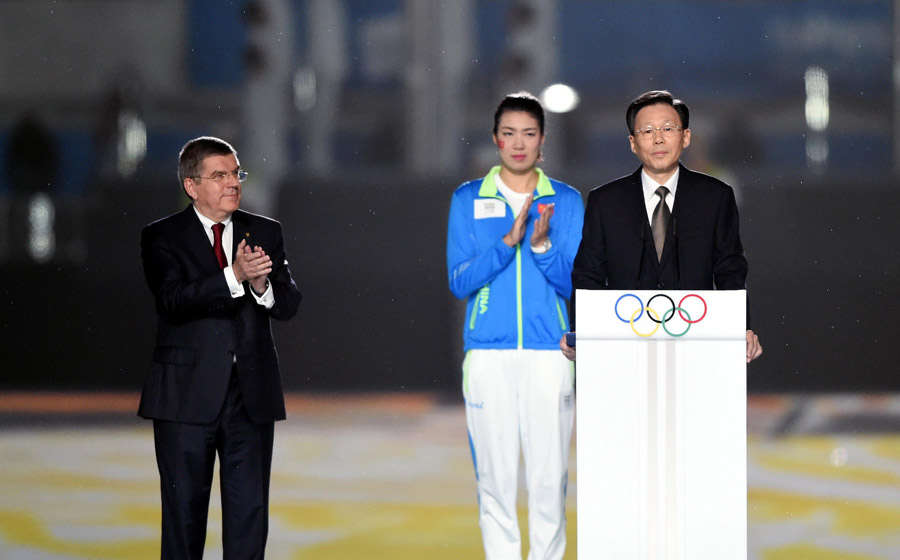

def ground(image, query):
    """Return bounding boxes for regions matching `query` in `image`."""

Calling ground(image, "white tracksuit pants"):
[463,349,575,560]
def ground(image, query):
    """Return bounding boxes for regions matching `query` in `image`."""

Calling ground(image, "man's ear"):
[183,178,198,201]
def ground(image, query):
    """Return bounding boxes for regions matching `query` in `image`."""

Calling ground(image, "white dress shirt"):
[640,167,679,225]
[192,206,274,308]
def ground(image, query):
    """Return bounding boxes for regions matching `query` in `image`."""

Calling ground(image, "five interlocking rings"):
[614,293,707,338]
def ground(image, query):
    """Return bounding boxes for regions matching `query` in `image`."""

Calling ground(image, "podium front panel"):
[576,290,747,560]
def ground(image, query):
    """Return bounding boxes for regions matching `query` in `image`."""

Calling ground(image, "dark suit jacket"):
[571,164,749,327]
[139,205,302,424]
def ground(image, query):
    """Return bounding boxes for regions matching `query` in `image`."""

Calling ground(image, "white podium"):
[575,290,747,559]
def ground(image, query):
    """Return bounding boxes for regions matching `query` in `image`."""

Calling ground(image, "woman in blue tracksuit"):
[446,92,583,560]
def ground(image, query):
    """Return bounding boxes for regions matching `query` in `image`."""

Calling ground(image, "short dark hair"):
[493,91,545,135]
[177,136,238,188]
[626,90,690,134]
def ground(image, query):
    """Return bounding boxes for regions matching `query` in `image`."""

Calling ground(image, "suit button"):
[658,282,665,288]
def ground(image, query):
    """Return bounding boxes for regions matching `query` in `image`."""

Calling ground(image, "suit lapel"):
[616,168,659,284]
[177,205,222,272]
[660,164,691,267]
[626,168,650,231]
[625,168,659,274]
[230,210,252,262]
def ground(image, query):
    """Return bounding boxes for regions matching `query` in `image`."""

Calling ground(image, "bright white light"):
[829,446,848,467]
[804,66,829,132]
[117,110,147,177]
[293,68,317,112]
[540,83,580,114]
[806,135,829,164]
[28,192,55,263]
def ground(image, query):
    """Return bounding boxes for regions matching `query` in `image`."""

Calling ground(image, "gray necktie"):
[651,186,670,262]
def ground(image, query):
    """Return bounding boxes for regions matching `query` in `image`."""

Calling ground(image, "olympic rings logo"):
[614,293,708,338]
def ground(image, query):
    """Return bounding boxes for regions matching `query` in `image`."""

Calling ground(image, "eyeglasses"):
[633,125,683,138]
[193,170,249,182]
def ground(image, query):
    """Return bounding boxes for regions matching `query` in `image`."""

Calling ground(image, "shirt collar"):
[641,166,679,205]
[192,205,232,231]
[478,166,555,198]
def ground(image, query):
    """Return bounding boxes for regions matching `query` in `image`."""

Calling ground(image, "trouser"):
[153,369,275,560]
[463,349,575,560]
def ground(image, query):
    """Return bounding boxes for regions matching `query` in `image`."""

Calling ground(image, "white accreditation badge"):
[474,198,507,219]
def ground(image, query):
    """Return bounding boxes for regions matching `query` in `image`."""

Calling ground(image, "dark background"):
[2,172,898,394]
[0,0,897,395]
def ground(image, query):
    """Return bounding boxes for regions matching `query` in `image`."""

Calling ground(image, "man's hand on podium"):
[746,330,763,363]
[560,333,575,362]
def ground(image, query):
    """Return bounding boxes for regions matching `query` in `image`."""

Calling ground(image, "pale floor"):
[1,392,899,559]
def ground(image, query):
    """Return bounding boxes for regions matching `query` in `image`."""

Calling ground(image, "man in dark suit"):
[561,90,762,362]
[140,136,302,559]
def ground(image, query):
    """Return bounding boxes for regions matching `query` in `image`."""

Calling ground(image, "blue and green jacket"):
[447,166,584,351]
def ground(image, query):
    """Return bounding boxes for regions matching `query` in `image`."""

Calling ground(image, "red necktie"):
[211,223,228,269]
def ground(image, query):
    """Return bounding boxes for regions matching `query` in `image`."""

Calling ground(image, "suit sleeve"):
[446,190,516,300]
[712,187,748,291]
[568,189,611,330]
[141,224,235,322]
[712,187,751,329]
[532,189,583,298]
[571,189,610,292]
[264,221,302,322]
